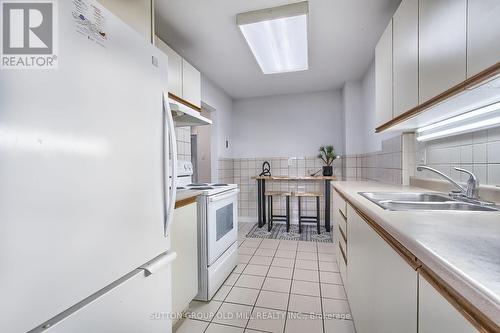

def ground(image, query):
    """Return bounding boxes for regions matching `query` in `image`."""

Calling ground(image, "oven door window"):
[216,203,234,241]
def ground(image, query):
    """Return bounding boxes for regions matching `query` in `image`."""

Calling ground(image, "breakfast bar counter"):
[252,176,337,231]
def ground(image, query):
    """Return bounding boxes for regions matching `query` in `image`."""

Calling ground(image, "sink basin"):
[360,192,451,203]
[379,201,498,212]
[359,192,499,212]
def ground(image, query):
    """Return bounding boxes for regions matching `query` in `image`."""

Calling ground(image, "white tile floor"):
[174,223,356,333]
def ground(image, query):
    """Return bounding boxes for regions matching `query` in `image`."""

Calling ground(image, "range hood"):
[169,99,212,127]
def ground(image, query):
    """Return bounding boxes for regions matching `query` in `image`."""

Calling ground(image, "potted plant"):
[318,145,338,176]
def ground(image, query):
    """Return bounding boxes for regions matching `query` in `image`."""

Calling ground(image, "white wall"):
[201,75,233,181]
[232,91,343,158]
[343,60,400,156]
[361,61,398,153]
[343,81,365,155]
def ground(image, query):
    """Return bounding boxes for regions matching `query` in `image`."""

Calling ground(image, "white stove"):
[175,160,238,196]
[181,183,239,196]
[175,161,239,301]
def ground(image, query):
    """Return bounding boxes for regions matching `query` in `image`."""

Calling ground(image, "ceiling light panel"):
[237,2,309,74]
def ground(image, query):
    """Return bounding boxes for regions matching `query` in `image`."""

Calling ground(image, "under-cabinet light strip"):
[416,101,500,133]
[417,115,500,141]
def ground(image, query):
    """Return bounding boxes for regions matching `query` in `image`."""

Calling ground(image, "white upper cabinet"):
[467,0,500,77]
[375,20,394,127]
[419,275,478,333]
[393,0,418,117]
[155,37,201,108]
[98,0,152,42]
[182,59,202,108]
[155,37,183,98]
[419,0,467,103]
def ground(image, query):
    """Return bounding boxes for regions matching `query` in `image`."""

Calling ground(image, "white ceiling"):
[155,0,401,100]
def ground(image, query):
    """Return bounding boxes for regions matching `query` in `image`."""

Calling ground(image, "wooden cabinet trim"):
[419,267,499,333]
[168,92,202,112]
[333,187,499,332]
[375,62,500,133]
[175,196,197,209]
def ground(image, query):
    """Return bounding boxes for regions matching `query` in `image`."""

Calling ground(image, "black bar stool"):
[294,192,323,234]
[264,191,291,232]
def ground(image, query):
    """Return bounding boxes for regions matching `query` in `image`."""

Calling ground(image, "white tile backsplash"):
[175,126,191,162]
[415,125,500,186]
[487,141,500,163]
[488,164,500,186]
[225,156,342,221]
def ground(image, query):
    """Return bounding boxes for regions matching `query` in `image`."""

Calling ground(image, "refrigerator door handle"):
[28,269,144,333]
[162,93,178,236]
[28,252,177,333]
[139,251,177,276]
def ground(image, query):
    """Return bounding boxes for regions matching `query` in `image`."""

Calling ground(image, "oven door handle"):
[209,189,239,203]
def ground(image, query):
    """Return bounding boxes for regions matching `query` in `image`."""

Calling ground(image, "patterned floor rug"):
[246,222,333,242]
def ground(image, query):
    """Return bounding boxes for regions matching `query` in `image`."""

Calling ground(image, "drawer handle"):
[338,225,347,243]
[338,209,347,221]
[339,242,347,265]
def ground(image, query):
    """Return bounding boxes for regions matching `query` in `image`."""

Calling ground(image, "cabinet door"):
[419,275,478,333]
[98,0,152,42]
[346,205,376,333]
[347,206,417,333]
[375,20,394,127]
[371,226,417,333]
[182,59,202,108]
[393,0,418,117]
[419,0,467,103]
[467,0,500,77]
[156,37,183,98]
[171,203,198,323]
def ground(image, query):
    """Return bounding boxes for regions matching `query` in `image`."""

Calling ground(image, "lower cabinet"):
[347,205,418,333]
[419,275,478,333]
[171,202,198,326]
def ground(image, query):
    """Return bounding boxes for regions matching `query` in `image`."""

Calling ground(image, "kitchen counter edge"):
[332,181,500,330]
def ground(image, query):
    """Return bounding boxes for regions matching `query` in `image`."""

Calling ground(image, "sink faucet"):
[417,165,479,200]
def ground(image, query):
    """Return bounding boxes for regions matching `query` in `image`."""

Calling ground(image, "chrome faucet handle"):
[453,167,479,199]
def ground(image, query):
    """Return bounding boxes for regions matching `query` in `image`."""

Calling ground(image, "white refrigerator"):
[0,0,178,332]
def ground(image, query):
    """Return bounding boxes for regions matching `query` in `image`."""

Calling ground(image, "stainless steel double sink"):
[359,192,499,212]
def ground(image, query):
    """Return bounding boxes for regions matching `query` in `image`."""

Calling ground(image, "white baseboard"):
[238,216,257,223]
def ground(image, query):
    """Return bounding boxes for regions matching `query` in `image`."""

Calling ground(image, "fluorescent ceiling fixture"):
[237,2,309,74]
[416,102,500,142]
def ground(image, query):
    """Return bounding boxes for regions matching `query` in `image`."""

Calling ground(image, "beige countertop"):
[332,181,500,327]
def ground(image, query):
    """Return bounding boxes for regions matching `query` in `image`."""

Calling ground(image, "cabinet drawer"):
[338,196,347,217]
[338,242,347,266]
[339,246,347,285]
[338,225,347,256]
[338,209,347,237]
